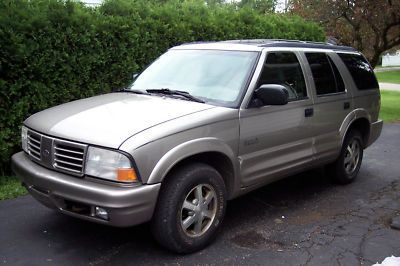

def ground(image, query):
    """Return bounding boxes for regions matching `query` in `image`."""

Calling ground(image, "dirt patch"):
[289,210,327,225]
[230,230,285,250]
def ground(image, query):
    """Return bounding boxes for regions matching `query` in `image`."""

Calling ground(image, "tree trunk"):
[369,52,381,68]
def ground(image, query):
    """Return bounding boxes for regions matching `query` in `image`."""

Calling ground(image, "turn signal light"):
[117,168,138,182]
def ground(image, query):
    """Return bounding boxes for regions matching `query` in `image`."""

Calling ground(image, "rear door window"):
[337,53,379,90]
[328,56,345,93]
[305,53,345,95]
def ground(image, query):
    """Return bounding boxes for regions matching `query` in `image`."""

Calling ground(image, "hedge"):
[0,0,325,174]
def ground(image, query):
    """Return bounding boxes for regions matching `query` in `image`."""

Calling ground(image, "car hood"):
[25,93,215,148]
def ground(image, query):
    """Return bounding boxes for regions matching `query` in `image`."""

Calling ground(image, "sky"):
[81,0,102,6]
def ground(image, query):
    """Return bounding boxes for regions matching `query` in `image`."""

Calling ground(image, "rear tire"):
[151,163,227,254]
[327,130,363,184]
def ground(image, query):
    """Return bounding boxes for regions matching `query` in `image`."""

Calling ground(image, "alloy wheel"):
[180,184,217,237]
[344,139,361,175]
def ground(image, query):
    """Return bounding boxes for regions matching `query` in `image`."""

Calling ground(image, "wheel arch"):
[340,109,371,149]
[147,138,239,199]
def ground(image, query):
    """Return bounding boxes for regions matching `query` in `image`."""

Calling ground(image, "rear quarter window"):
[337,53,379,90]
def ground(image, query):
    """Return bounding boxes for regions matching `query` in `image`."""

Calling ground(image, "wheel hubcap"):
[344,139,361,175]
[180,184,217,237]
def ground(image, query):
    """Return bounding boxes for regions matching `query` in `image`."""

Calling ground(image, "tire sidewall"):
[173,169,226,249]
[152,163,227,253]
[337,130,364,183]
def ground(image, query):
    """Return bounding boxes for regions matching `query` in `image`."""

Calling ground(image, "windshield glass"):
[129,49,259,107]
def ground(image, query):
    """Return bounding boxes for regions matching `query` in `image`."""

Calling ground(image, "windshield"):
[129,49,259,107]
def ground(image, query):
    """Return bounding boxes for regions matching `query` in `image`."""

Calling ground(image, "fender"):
[339,108,371,147]
[146,137,239,187]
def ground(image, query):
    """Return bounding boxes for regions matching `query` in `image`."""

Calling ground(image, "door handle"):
[344,102,350,110]
[305,108,314,117]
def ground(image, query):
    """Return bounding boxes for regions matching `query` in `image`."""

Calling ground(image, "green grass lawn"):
[0,176,27,200]
[380,90,400,122]
[375,70,400,84]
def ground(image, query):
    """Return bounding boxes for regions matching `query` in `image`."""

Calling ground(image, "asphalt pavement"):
[1,124,400,266]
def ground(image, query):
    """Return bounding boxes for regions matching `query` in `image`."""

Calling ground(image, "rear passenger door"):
[302,52,351,163]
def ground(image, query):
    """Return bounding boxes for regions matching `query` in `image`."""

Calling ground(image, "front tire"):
[151,163,227,254]
[327,129,364,184]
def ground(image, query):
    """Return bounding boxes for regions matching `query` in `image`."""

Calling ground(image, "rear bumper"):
[367,119,383,147]
[11,152,160,227]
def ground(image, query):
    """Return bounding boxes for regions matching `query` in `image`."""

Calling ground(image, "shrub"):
[0,0,325,174]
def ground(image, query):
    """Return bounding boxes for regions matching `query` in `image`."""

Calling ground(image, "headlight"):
[85,147,138,183]
[21,126,28,153]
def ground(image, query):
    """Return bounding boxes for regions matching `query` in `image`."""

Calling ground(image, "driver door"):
[239,51,315,187]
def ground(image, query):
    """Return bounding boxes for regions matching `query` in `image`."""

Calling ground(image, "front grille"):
[27,131,42,161]
[25,129,87,176]
[54,141,85,174]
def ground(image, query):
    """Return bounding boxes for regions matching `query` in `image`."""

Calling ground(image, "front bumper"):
[366,119,383,147]
[11,152,161,227]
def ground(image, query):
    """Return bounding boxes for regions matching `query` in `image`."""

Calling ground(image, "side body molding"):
[146,138,240,192]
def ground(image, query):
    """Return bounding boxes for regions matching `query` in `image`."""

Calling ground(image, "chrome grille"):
[25,129,87,176]
[27,131,42,161]
[53,141,85,175]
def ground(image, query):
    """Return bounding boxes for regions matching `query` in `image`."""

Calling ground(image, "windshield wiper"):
[146,88,205,103]
[115,88,150,95]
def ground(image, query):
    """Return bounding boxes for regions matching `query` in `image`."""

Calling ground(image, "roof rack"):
[220,39,356,51]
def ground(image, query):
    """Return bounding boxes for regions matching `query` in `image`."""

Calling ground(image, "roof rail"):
[220,39,330,44]
[179,39,356,52]
[220,39,356,51]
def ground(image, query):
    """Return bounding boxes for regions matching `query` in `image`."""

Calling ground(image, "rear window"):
[338,53,379,90]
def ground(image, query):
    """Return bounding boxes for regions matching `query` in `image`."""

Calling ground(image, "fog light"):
[95,207,109,220]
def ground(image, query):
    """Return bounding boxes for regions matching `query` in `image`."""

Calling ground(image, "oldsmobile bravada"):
[12,40,382,253]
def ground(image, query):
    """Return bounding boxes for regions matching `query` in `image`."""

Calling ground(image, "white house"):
[382,50,400,67]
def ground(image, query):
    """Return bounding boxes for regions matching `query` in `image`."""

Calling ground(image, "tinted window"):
[306,53,345,95]
[257,52,307,100]
[338,53,379,90]
[328,56,345,92]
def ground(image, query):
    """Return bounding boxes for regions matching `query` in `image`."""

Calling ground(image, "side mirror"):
[133,73,139,80]
[252,84,289,107]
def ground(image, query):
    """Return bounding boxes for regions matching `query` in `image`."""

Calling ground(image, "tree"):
[289,0,400,67]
